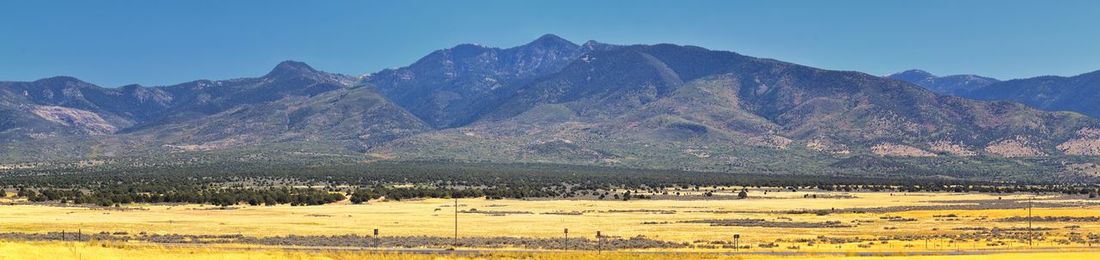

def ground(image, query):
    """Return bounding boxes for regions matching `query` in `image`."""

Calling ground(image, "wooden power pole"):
[454,197,459,248]
[597,231,602,254]
[1028,196,1033,247]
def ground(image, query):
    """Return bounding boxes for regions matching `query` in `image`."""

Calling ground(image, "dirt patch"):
[985,136,1046,157]
[31,106,118,134]
[460,209,533,216]
[928,141,977,156]
[681,218,852,228]
[997,216,1100,222]
[872,143,936,157]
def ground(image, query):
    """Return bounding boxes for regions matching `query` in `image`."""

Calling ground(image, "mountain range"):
[890,69,1100,118]
[886,70,1000,96]
[4,34,1100,179]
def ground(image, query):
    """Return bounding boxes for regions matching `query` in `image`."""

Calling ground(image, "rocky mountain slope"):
[365,34,615,128]
[1,61,428,154]
[3,35,1100,179]
[377,44,1100,168]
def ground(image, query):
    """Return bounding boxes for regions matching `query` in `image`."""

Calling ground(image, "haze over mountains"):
[4,34,1100,177]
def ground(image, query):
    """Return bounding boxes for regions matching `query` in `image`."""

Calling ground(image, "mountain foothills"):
[3,34,1100,180]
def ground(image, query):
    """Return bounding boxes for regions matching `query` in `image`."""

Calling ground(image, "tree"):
[737,189,748,199]
[17,188,34,198]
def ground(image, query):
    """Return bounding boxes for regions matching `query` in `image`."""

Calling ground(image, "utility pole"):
[1028,196,1033,247]
[454,197,459,249]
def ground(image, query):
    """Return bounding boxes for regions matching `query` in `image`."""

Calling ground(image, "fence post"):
[597,231,602,254]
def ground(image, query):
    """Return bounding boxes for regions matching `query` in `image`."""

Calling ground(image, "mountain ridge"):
[965,70,1100,118]
[3,35,1100,180]
[887,69,1000,96]
[892,69,1100,118]
[363,34,619,128]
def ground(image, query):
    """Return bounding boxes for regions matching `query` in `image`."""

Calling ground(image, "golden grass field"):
[1,190,1099,259]
[2,241,1099,260]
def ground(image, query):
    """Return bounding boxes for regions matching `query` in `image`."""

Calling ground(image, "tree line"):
[2,161,1097,207]
[17,187,344,207]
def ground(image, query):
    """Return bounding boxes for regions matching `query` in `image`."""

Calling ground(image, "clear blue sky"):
[2,0,1098,87]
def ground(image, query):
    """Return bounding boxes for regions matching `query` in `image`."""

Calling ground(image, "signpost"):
[372,228,379,248]
[733,233,740,251]
[564,228,569,250]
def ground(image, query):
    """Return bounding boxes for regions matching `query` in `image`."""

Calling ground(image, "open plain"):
[2,190,1099,259]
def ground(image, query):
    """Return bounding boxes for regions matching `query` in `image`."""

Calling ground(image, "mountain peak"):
[887,69,937,85]
[523,33,577,48]
[266,60,318,78]
[35,76,83,83]
[581,40,619,52]
[890,69,935,78]
[32,76,94,88]
[888,69,1002,96]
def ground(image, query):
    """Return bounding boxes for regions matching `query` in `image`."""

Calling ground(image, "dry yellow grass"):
[0,191,1098,257]
[1,241,1099,260]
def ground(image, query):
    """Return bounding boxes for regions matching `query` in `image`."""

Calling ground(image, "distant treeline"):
[1,161,1097,207]
[17,187,344,207]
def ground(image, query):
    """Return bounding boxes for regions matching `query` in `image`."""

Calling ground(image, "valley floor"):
[3,241,1100,260]
[1,190,1099,259]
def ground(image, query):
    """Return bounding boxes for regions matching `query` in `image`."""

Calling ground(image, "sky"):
[1,0,1099,87]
